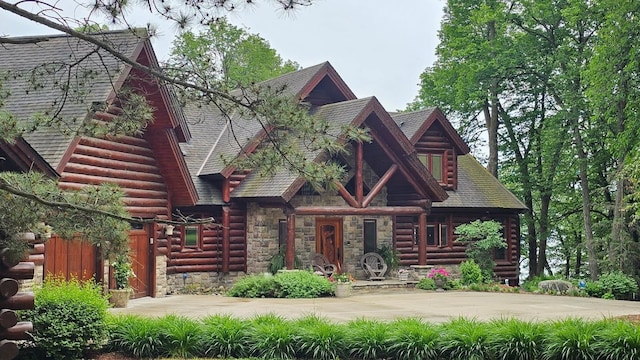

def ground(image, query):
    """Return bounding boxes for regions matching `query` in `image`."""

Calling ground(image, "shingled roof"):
[434,154,527,211]
[0,30,147,170]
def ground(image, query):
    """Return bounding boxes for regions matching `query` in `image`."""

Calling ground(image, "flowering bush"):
[112,254,135,290]
[427,268,450,282]
[330,273,355,284]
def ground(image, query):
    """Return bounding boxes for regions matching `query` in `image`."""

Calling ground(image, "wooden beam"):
[355,141,364,206]
[285,213,296,269]
[222,178,231,203]
[222,207,230,273]
[362,164,398,208]
[294,206,427,216]
[369,130,427,198]
[387,199,432,209]
[334,182,359,208]
[419,213,427,265]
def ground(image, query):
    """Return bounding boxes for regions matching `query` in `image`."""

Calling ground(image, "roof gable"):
[392,107,470,154]
[1,30,198,206]
[231,97,448,203]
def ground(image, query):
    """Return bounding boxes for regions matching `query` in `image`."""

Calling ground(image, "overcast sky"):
[0,0,445,111]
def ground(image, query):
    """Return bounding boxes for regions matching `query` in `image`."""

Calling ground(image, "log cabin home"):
[176,61,527,289]
[0,30,526,298]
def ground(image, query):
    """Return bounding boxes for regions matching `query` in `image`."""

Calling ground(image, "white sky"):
[0,0,445,111]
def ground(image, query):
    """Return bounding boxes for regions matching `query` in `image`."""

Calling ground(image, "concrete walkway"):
[110,289,640,323]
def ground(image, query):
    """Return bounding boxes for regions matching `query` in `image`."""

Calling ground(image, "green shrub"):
[228,271,333,298]
[198,314,250,358]
[416,277,436,290]
[226,273,276,297]
[293,315,348,360]
[460,259,484,285]
[386,318,440,360]
[107,314,169,358]
[273,270,334,298]
[21,276,109,360]
[597,271,639,300]
[455,220,506,281]
[346,318,390,359]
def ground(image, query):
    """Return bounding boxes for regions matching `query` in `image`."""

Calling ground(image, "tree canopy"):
[413,0,640,280]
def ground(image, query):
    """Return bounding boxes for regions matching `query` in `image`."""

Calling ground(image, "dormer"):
[391,107,470,190]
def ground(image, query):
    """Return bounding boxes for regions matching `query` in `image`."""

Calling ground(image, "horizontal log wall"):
[394,213,520,283]
[167,203,247,274]
[414,123,457,190]
[59,136,169,219]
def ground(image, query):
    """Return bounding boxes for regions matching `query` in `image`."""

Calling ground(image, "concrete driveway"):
[110,289,640,323]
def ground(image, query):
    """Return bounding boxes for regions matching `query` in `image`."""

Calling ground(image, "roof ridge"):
[3,28,149,41]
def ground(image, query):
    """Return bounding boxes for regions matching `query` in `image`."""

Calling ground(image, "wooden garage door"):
[45,227,152,298]
[44,236,99,282]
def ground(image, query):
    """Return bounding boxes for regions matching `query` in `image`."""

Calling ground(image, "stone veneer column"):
[155,255,167,297]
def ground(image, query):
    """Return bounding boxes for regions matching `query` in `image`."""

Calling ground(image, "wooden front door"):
[128,227,151,298]
[315,218,343,272]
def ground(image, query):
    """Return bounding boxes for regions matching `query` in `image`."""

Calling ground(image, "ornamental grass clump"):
[160,314,203,358]
[439,317,492,360]
[488,318,545,360]
[346,318,391,359]
[593,320,640,359]
[386,318,441,360]
[198,314,250,358]
[293,315,348,360]
[543,318,604,360]
[107,314,169,358]
[248,313,297,359]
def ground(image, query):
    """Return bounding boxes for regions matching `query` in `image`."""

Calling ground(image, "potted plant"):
[398,268,410,282]
[110,253,135,307]
[427,267,450,291]
[331,273,355,297]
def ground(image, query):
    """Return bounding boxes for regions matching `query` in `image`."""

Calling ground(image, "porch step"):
[351,279,419,294]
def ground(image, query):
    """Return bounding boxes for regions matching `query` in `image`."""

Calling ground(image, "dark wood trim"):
[355,141,364,206]
[222,206,230,273]
[368,130,428,198]
[285,213,296,269]
[419,213,427,265]
[294,206,428,215]
[362,164,398,208]
[335,181,359,208]
[222,178,231,203]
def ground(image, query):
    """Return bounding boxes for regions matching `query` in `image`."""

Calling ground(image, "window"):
[364,219,377,254]
[183,225,200,249]
[278,220,287,250]
[414,222,448,247]
[418,153,445,183]
[426,224,448,247]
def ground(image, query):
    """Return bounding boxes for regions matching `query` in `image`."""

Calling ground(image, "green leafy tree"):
[455,220,505,281]
[168,18,299,91]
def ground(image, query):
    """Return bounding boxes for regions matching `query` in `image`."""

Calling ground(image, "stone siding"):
[166,271,245,293]
[155,255,167,296]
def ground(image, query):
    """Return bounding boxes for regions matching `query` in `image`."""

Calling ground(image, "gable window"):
[418,153,445,183]
[183,225,201,249]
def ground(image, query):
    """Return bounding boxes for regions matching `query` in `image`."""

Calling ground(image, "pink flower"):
[427,268,449,281]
